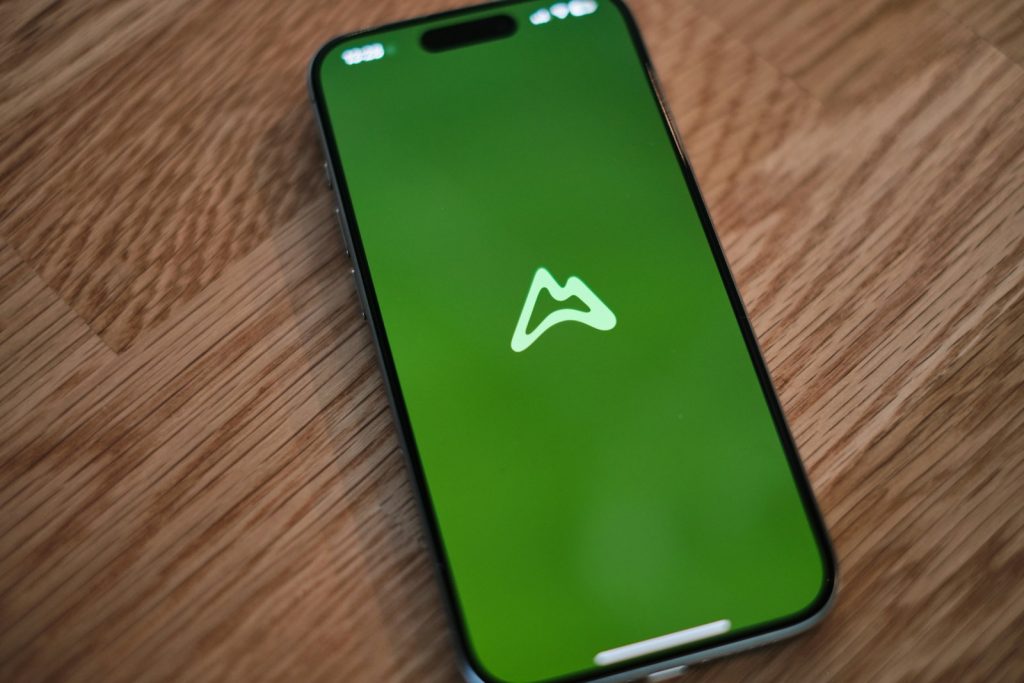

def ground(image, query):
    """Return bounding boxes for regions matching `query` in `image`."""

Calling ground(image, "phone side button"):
[323,161,332,189]
[349,267,368,321]
[334,206,351,258]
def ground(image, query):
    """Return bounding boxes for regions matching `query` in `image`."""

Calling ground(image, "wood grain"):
[1,0,1022,681]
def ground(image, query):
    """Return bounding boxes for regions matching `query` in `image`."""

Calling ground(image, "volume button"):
[334,206,352,258]
[349,267,368,321]
[323,161,331,189]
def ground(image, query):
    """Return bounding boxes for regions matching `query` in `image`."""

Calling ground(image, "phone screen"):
[313,2,832,681]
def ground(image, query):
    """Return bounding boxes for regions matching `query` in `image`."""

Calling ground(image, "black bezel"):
[307,2,837,681]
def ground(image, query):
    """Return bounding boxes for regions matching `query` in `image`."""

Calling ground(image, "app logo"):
[511,267,616,352]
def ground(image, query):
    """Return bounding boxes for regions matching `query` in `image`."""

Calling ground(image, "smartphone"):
[308,2,836,681]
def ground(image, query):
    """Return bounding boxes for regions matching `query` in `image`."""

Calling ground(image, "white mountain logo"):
[510,267,617,352]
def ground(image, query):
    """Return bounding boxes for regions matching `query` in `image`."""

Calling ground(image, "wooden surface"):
[2,0,1023,680]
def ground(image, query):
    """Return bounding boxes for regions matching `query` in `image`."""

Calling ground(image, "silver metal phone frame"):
[306,1,839,681]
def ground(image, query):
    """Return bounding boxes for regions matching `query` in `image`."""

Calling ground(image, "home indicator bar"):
[593,619,732,666]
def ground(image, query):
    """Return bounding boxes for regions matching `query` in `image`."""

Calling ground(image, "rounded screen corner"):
[307,36,341,103]
[812,542,840,620]
[786,538,840,634]
[306,28,380,100]
[457,645,523,683]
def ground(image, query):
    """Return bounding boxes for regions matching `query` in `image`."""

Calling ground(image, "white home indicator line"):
[594,619,732,666]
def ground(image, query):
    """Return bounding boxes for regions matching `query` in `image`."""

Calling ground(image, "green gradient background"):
[317,2,826,681]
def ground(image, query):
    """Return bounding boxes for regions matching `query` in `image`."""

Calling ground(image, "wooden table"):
[2,0,1022,680]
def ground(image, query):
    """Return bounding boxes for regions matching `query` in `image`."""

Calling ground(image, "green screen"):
[316,2,828,681]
